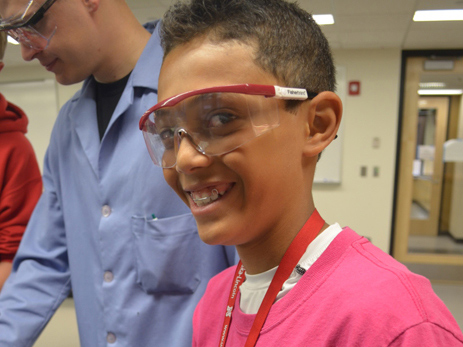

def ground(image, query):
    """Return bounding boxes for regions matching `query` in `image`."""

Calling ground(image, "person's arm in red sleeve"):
[0,132,42,291]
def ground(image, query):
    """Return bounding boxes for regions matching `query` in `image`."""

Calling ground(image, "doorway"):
[409,96,448,238]
[392,50,463,282]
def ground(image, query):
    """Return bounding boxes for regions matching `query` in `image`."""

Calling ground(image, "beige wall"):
[314,48,402,252]
[0,48,403,253]
[0,64,81,108]
[0,65,81,173]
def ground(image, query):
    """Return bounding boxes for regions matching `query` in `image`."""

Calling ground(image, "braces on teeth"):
[192,189,220,206]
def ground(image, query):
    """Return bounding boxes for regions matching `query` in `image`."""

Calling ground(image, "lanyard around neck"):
[219,209,325,347]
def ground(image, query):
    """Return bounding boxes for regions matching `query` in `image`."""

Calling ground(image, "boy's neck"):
[237,210,329,275]
[238,244,287,275]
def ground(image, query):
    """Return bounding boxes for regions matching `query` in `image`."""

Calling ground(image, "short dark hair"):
[161,0,336,99]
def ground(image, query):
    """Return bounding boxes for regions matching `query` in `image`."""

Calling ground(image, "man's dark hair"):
[161,0,336,103]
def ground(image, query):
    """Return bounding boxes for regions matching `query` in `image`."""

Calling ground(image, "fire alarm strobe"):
[349,81,360,96]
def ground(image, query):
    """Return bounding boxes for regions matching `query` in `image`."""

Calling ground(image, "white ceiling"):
[3,0,463,67]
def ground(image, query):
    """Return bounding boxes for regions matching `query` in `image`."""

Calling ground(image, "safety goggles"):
[139,84,317,168]
[0,0,57,50]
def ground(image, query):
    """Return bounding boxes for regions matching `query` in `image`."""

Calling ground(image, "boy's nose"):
[175,135,213,174]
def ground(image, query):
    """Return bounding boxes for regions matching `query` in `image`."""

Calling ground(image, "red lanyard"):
[219,209,325,347]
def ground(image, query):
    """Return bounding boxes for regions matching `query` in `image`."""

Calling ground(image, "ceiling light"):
[413,9,463,22]
[418,89,463,95]
[419,82,446,88]
[7,36,19,45]
[424,59,454,70]
[313,14,335,25]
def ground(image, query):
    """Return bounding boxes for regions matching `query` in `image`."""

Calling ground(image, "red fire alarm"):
[349,81,361,96]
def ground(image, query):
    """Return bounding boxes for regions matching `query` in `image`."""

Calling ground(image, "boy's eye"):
[159,128,175,148]
[159,128,175,140]
[208,112,237,128]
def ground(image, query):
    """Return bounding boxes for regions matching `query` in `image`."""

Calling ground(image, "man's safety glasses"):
[139,84,318,168]
[0,0,57,50]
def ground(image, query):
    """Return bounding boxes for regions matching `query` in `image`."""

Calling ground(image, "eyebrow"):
[183,92,248,110]
[155,92,249,122]
[157,93,218,117]
[153,109,173,126]
[182,93,218,109]
[153,94,219,127]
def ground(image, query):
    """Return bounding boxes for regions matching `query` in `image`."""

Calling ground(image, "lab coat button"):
[104,271,114,283]
[107,332,116,343]
[101,205,111,217]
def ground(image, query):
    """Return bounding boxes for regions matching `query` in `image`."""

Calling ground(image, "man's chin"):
[54,73,86,86]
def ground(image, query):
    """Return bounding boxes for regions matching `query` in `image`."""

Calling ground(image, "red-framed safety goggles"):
[139,84,317,168]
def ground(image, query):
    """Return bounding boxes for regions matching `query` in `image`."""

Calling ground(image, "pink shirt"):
[193,228,463,346]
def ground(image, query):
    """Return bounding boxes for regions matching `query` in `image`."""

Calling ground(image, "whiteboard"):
[313,66,346,184]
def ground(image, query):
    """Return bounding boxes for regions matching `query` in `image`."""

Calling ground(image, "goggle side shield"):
[7,25,55,49]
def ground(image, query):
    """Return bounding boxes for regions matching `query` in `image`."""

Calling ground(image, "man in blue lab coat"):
[0,0,235,345]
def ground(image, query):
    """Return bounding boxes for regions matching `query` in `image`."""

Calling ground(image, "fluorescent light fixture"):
[418,89,463,95]
[413,9,463,22]
[419,82,446,88]
[7,36,19,45]
[313,14,335,25]
[424,60,454,70]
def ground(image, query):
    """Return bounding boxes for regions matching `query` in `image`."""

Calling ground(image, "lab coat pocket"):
[131,213,201,294]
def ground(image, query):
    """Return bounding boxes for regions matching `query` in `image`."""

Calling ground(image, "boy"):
[140,0,463,345]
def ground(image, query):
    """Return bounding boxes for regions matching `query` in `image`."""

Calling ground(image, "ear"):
[82,0,99,13]
[302,91,342,158]
[0,62,4,72]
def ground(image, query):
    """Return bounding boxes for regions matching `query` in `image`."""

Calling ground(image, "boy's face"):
[159,37,317,250]
[0,0,104,85]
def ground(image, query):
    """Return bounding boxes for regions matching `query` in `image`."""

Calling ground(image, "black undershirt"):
[95,72,132,141]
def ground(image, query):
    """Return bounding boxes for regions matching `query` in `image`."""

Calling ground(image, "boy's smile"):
[159,37,318,271]
[186,183,231,207]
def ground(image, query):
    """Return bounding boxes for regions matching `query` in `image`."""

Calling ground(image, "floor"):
[411,201,430,220]
[432,283,463,331]
[33,299,79,347]
[409,200,463,254]
[408,234,463,255]
[34,281,462,346]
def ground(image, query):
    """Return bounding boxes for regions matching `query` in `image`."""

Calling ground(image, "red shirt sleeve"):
[0,132,43,262]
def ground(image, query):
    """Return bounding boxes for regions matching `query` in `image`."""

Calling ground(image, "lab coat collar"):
[69,20,162,177]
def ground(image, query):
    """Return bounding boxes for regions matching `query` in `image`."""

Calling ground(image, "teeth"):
[191,189,224,207]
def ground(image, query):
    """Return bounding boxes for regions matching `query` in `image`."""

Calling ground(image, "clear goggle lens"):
[7,25,56,50]
[141,92,281,168]
[1,0,57,50]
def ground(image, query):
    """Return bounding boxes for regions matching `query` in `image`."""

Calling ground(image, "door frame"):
[391,49,463,265]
